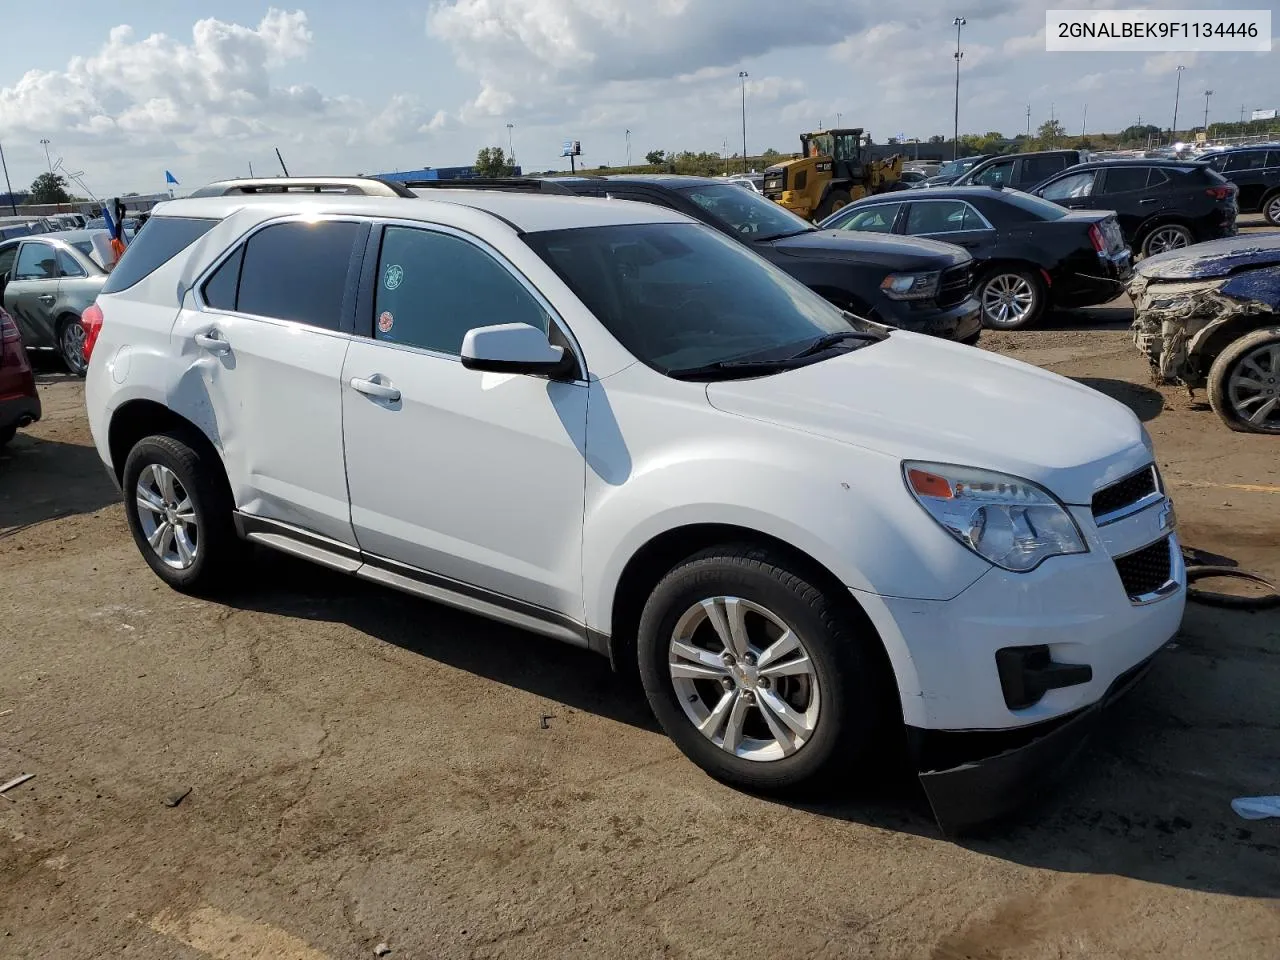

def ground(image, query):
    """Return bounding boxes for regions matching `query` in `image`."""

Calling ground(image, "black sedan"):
[1031,159,1238,258]
[818,186,1131,330]
[554,175,983,343]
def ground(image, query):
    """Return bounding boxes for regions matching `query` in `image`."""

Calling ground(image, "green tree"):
[761,147,780,161]
[645,149,666,165]
[1033,119,1067,149]
[928,134,945,145]
[474,146,514,178]
[29,172,71,204]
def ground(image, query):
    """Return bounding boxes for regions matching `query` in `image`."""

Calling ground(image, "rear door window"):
[100,216,217,293]
[1224,151,1268,172]
[1266,151,1280,169]
[235,220,360,331]
[1020,155,1069,185]
[1147,168,1171,187]
[905,200,968,234]
[1099,167,1150,194]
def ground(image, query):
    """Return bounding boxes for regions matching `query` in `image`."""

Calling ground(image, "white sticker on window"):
[382,264,404,290]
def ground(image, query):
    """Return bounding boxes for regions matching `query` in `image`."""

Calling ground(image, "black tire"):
[1263,190,1280,227]
[1139,223,1193,259]
[636,544,890,793]
[0,424,15,448]
[121,430,244,591]
[976,266,1046,330]
[57,314,88,377]
[815,188,852,223]
[1206,326,1280,434]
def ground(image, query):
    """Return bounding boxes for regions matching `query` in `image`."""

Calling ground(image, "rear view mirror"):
[460,323,576,378]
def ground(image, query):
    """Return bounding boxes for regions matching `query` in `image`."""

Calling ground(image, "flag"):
[165,170,179,185]
[100,206,126,264]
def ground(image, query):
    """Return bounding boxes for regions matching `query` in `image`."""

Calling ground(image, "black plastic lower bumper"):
[0,392,42,434]
[908,652,1159,836]
[878,297,983,342]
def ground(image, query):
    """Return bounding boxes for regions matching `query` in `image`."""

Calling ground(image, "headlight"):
[903,461,1088,572]
[880,271,940,301]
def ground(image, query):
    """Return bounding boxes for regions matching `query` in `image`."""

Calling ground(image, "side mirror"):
[460,322,576,378]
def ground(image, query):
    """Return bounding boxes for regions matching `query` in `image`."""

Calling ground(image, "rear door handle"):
[37,294,55,305]
[350,376,401,403]
[194,331,231,355]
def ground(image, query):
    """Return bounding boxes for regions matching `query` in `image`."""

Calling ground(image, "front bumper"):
[878,295,983,342]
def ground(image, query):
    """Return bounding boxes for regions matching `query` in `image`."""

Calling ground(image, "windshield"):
[936,158,979,178]
[676,182,814,241]
[524,222,864,376]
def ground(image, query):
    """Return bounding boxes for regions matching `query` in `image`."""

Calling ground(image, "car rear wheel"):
[977,268,1044,330]
[122,431,243,591]
[58,315,88,376]
[637,544,889,792]
[1207,327,1280,434]
[1141,224,1193,258]
[815,189,852,223]
[1264,192,1280,227]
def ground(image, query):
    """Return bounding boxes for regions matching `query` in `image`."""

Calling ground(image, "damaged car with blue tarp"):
[1128,233,1280,434]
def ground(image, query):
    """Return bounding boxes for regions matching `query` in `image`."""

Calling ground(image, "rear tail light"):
[81,302,104,363]
[1205,185,1236,200]
[0,308,18,342]
[1088,224,1106,253]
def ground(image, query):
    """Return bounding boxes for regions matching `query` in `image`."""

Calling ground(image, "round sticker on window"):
[383,264,404,290]
[378,311,395,333]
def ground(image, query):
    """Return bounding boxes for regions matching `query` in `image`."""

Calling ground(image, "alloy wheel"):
[1266,195,1280,225]
[134,463,200,569]
[1228,341,1280,432]
[668,596,820,762]
[1145,226,1191,256]
[61,321,87,375]
[980,273,1036,328]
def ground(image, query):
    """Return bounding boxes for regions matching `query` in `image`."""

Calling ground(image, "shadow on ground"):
[214,545,1280,902]
[0,434,120,533]
[1040,305,1136,330]
[1075,376,1165,421]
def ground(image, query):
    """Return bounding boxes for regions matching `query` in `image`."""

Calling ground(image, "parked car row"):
[78,177,1187,832]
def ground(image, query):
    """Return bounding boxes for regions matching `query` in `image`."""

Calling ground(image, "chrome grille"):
[1114,537,1174,602]
[936,264,973,308]
[1092,465,1161,525]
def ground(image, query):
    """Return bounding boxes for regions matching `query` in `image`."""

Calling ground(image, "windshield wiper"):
[787,330,883,360]
[667,357,803,380]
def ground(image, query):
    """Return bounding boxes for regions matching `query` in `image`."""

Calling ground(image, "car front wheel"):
[637,545,889,792]
[1207,327,1280,434]
[122,431,243,591]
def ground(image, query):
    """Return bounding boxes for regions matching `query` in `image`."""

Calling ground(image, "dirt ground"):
[2,228,1278,958]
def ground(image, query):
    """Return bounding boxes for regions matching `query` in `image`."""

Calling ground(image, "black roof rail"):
[188,177,415,198]
[401,177,577,195]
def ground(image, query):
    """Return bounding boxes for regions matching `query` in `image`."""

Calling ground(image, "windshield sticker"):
[382,264,404,290]
[378,311,395,334]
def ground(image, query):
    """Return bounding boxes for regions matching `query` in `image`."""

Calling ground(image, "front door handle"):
[194,331,231,355]
[350,376,401,403]
[37,294,55,305]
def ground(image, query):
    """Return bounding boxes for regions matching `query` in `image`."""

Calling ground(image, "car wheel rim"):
[135,463,200,570]
[668,596,820,762]
[980,274,1035,328]
[62,322,87,372]
[1267,197,1280,223]
[1227,342,1280,432]
[1146,227,1189,255]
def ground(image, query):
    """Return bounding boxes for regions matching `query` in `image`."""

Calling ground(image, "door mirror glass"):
[460,322,574,377]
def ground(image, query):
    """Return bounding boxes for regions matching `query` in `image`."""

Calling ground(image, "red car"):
[0,305,41,447]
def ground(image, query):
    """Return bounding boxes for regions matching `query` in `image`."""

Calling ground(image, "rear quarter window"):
[100,217,217,294]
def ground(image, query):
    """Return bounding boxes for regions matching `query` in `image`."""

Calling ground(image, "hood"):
[768,229,970,270]
[1135,233,1280,281]
[706,333,1149,505]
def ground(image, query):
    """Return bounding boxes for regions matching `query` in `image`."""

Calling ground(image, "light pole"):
[1025,103,1031,139]
[1081,103,1087,140]
[1203,89,1213,135]
[506,123,515,165]
[952,16,966,160]
[738,71,749,172]
[1171,65,1186,141]
[625,128,631,167]
[836,112,842,127]
[39,138,52,176]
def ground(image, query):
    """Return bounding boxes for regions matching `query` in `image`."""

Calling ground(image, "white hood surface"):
[706,333,1151,506]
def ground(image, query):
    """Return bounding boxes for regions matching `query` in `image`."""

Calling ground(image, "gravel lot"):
[3,229,1278,958]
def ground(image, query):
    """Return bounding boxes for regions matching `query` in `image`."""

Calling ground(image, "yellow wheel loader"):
[762,128,905,222]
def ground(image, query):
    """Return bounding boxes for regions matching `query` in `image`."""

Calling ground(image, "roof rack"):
[188,177,415,198]
[400,177,577,195]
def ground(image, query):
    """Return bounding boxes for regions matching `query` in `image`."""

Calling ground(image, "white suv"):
[84,179,1185,830]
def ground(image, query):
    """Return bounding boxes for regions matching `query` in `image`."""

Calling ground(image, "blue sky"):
[0,1,1274,196]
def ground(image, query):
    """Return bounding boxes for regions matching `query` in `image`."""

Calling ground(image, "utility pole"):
[738,71,749,172]
[836,112,842,127]
[39,138,52,176]
[1081,103,1087,139]
[506,123,515,165]
[1171,65,1186,141]
[952,16,966,161]
[1025,103,1031,139]
[1050,102,1056,147]
[1203,89,1213,135]
[625,128,631,167]
[0,140,16,214]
